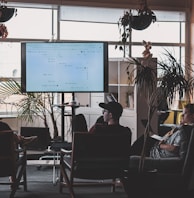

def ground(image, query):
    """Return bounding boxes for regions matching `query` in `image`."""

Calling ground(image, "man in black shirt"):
[89,101,132,139]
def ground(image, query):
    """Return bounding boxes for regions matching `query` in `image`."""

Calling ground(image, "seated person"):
[130,103,194,161]
[0,119,37,185]
[0,119,37,148]
[89,101,132,139]
[89,115,107,133]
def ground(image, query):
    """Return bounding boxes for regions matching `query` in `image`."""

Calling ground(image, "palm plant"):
[126,50,194,172]
[0,79,59,138]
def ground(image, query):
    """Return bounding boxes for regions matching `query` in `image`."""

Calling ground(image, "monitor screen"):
[21,42,109,93]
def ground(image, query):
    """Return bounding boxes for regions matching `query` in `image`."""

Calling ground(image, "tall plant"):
[0,79,59,138]
[126,50,194,172]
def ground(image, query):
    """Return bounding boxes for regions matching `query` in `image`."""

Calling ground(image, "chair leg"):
[9,176,17,198]
[60,162,75,198]
[59,168,63,193]
[111,179,116,192]
[10,179,19,198]
[23,166,27,191]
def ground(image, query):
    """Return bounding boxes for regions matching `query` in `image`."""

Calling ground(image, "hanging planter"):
[131,0,156,30]
[131,9,156,30]
[0,6,17,22]
[116,0,156,57]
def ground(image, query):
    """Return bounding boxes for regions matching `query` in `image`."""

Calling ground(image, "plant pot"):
[131,13,155,30]
[0,6,16,22]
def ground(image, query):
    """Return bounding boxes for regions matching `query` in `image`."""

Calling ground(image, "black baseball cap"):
[99,101,123,118]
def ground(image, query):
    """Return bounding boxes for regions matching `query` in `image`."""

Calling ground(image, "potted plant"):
[0,79,60,138]
[0,0,17,22]
[126,47,194,172]
[130,0,156,31]
[0,6,16,22]
[116,0,156,57]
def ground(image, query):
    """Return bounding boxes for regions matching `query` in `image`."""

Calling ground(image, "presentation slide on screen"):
[25,42,105,92]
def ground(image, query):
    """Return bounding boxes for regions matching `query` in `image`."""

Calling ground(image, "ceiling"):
[7,0,191,11]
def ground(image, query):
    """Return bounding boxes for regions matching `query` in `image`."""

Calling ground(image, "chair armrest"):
[129,155,183,173]
[15,148,25,153]
[61,148,72,155]
[15,148,26,156]
[60,149,72,169]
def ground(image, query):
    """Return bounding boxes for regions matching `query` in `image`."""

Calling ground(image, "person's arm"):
[159,143,179,153]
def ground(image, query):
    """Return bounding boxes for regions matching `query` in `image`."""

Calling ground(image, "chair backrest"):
[71,132,131,180]
[20,127,51,150]
[0,131,16,177]
[72,114,88,133]
[181,127,194,188]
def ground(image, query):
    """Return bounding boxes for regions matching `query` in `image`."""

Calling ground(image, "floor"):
[0,164,128,198]
[1,162,194,198]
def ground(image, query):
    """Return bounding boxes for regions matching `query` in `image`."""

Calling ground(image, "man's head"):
[181,103,194,124]
[99,102,123,123]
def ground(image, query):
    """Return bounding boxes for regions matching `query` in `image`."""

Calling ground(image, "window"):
[0,42,21,78]
[59,6,186,60]
[6,8,54,39]
[0,4,187,113]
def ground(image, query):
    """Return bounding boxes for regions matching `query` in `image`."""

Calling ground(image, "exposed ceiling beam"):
[7,0,190,11]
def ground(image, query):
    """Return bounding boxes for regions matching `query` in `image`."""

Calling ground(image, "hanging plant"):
[0,6,17,22]
[0,1,17,22]
[116,11,132,51]
[0,23,8,38]
[116,0,156,56]
[131,1,156,30]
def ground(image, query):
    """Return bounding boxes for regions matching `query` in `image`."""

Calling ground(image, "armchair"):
[123,126,194,198]
[59,132,131,198]
[0,131,27,198]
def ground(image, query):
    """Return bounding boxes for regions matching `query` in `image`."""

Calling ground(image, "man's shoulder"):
[94,124,131,134]
[117,125,132,133]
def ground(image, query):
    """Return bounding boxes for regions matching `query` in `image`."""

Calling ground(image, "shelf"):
[109,58,134,108]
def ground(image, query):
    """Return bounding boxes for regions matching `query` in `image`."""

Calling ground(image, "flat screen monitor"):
[21,42,109,93]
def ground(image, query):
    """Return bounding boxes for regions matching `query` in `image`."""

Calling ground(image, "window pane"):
[132,46,182,61]
[0,42,21,78]
[60,6,185,23]
[6,8,53,39]
[60,21,119,41]
[60,6,123,23]
[132,46,185,77]
[60,21,184,44]
[109,45,124,58]
[154,11,185,22]
[132,22,181,43]
[181,22,186,43]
